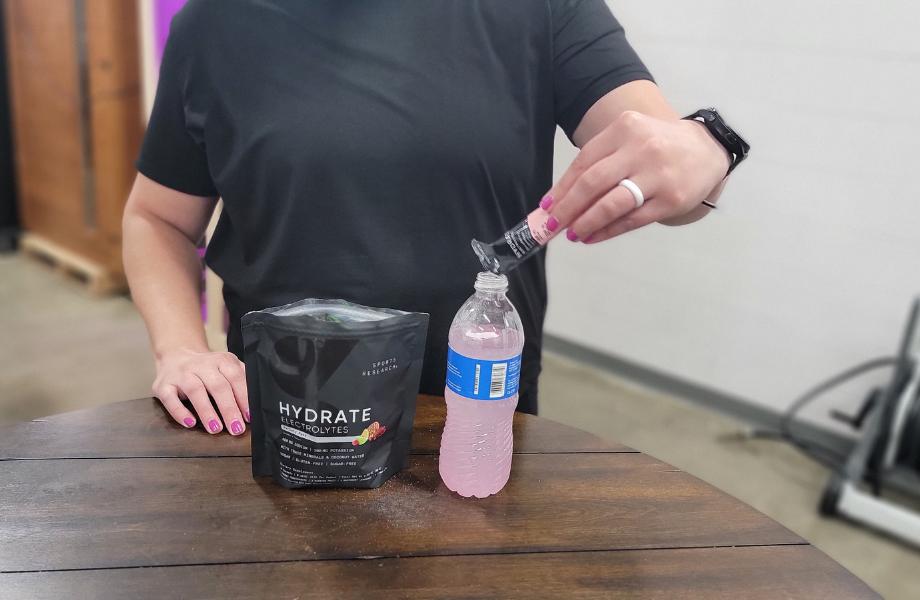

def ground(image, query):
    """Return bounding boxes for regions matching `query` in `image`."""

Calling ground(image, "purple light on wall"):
[153,0,188,68]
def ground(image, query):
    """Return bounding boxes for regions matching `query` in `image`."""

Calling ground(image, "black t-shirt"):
[138,0,651,414]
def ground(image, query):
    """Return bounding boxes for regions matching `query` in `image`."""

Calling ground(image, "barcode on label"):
[490,363,507,398]
[473,364,481,395]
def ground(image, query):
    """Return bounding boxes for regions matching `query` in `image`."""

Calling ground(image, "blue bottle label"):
[446,346,521,401]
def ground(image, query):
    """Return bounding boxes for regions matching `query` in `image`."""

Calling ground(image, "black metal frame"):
[820,298,920,547]
[0,0,20,252]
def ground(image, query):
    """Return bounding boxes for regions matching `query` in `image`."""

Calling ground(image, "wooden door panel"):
[5,0,141,277]
[4,0,85,239]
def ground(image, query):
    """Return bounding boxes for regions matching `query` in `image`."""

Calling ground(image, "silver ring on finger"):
[617,178,645,208]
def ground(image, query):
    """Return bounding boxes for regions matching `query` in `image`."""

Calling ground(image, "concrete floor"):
[1,253,917,598]
[0,255,156,422]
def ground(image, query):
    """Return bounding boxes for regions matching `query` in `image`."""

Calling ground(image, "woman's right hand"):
[152,349,249,435]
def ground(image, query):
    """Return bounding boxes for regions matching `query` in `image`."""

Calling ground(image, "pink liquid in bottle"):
[439,272,525,498]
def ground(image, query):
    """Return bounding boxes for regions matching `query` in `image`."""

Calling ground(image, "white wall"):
[546,0,920,430]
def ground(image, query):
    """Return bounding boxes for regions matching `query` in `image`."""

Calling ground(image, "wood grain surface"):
[0,395,877,598]
[0,395,630,459]
[0,545,877,600]
[0,453,801,572]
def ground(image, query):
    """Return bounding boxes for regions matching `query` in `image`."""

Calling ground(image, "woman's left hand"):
[544,110,731,243]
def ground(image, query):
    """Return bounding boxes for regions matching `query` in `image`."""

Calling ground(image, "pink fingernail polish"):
[566,229,579,242]
[539,194,553,211]
[230,420,243,435]
[584,234,595,243]
[183,417,196,428]
[208,419,221,433]
[546,216,559,232]
[244,411,251,423]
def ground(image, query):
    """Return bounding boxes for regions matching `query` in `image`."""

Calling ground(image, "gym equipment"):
[759,298,920,548]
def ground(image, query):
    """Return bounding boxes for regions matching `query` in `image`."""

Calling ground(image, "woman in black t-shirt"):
[124,0,732,435]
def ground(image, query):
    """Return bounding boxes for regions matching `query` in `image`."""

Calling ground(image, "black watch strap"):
[683,108,750,176]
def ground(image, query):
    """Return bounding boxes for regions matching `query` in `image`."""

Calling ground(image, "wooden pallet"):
[19,233,127,296]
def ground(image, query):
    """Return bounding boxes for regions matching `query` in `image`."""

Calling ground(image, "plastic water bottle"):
[439,272,524,498]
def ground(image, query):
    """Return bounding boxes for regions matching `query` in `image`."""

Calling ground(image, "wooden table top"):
[0,395,876,599]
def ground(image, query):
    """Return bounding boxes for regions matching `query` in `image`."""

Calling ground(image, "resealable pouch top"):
[242,298,428,489]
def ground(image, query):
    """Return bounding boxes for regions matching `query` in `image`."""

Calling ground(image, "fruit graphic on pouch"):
[369,422,387,440]
[352,421,387,446]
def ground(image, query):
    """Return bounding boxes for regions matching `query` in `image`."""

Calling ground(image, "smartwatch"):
[683,108,750,176]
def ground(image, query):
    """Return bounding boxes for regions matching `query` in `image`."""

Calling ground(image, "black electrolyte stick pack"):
[242,299,428,489]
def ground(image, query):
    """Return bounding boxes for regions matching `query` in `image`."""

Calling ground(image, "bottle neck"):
[473,272,508,296]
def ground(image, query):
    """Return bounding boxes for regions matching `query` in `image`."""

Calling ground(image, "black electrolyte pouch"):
[242,299,428,489]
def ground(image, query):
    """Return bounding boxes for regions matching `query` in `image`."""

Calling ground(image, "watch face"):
[685,109,749,165]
